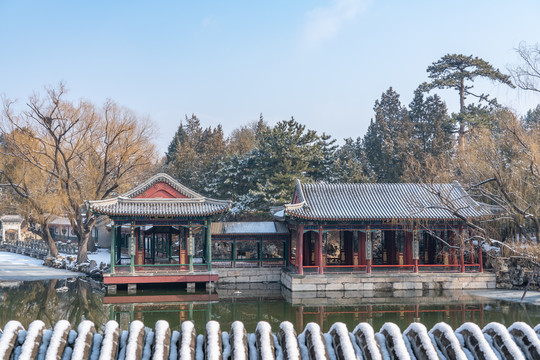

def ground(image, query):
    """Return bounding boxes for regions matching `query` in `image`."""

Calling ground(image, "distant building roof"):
[283,180,492,222]
[49,217,71,226]
[211,222,289,235]
[87,173,231,218]
[0,215,23,224]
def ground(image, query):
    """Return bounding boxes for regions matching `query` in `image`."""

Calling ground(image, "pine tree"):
[363,87,412,182]
[332,137,369,183]
[421,54,514,149]
[408,88,455,162]
[164,114,227,194]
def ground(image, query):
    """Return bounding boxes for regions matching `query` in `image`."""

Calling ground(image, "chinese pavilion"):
[87,173,231,287]
[281,180,493,275]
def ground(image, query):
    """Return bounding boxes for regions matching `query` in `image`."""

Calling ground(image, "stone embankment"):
[485,250,539,290]
[1,319,539,360]
[0,243,108,279]
[43,255,109,279]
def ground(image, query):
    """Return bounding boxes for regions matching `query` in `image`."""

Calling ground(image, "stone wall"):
[215,268,282,284]
[281,269,496,292]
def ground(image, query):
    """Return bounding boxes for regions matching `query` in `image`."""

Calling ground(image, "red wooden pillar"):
[317,225,324,274]
[478,238,483,272]
[459,225,465,273]
[297,225,304,275]
[413,228,419,273]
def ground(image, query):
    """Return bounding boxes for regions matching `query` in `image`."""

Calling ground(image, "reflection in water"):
[0,278,109,330]
[1,280,539,335]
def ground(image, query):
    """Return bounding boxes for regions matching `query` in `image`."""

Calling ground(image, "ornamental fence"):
[0,240,78,258]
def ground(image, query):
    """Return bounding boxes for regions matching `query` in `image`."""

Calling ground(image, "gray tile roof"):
[87,173,231,218]
[211,221,289,235]
[284,180,492,221]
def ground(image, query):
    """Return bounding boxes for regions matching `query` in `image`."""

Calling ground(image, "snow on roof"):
[49,217,71,226]
[211,222,289,235]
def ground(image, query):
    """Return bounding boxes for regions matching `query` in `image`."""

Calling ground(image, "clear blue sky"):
[1,0,539,155]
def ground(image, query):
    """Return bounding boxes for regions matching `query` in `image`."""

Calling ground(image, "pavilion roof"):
[211,221,289,235]
[283,180,493,222]
[87,173,231,218]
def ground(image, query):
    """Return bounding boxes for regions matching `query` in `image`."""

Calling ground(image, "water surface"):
[1,279,539,334]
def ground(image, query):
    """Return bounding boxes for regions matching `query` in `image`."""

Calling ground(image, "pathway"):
[0,251,81,281]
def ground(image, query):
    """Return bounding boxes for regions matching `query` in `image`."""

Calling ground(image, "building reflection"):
[105,287,492,334]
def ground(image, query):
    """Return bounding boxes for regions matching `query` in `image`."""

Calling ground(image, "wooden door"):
[343,231,353,265]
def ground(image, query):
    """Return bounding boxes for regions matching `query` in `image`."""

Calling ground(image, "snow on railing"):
[278,322,300,360]
[256,322,275,360]
[205,321,222,360]
[455,322,498,360]
[508,322,540,360]
[179,320,196,360]
[482,322,525,360]
[230,321,248,360]
[428,322,468,360]
[402,323,439,360]
[376,323,410,360]
[328,323,357,360]
[3,320,540,360]
[300,323,329,360]
[352,323,382,360]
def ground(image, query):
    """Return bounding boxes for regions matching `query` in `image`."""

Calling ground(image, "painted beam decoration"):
[1,319,539,360]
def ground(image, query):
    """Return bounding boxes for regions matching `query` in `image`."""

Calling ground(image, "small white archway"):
[1,215,23,242]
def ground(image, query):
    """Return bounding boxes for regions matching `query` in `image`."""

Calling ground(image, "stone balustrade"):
[0,240,78,258]
[1,319,539,360]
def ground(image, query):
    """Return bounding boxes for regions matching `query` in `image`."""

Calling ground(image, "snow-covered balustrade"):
[508,322,540,359]
[402,323,439,360]
[352,323,382,360]
[327,323,356,360]
[377,323,410,360]
[71,321,95,360]
[482,322,525,360]
[256,322,276,360]
[455,322,498,360]
[4,320,540,360]
[278,322,300,360]
[230,321,248,360]
[205,321,222,360]
[301,323,329,360]
[428,322,467,360]
[179,321,196,360]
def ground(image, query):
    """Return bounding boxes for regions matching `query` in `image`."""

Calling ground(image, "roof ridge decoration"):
[121,173,204,199]
[87,173,232,218]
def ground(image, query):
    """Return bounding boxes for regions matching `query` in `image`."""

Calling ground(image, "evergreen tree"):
[165,122,187,164]
[363,87,412,182]
[213,118,337,214]
[332,137,369,183]
[164,114,227,194]
[523,104,540,129]
[408,88,455,162]
[421,54,514,149]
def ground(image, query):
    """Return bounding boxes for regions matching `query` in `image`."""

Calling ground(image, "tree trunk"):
[88,233,97,252]
[458,81,466,152]
[40,221,59,257]
[77,231,90,263]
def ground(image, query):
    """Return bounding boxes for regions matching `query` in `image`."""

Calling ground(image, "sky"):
[1,0,540,155]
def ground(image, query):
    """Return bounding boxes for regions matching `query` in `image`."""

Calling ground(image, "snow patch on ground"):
[0,251,44,266]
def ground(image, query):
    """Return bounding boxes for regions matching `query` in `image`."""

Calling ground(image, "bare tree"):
[0,130,60,256]
[1,84,158,262]
[509,42,540,93]
[408,108,540,269]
